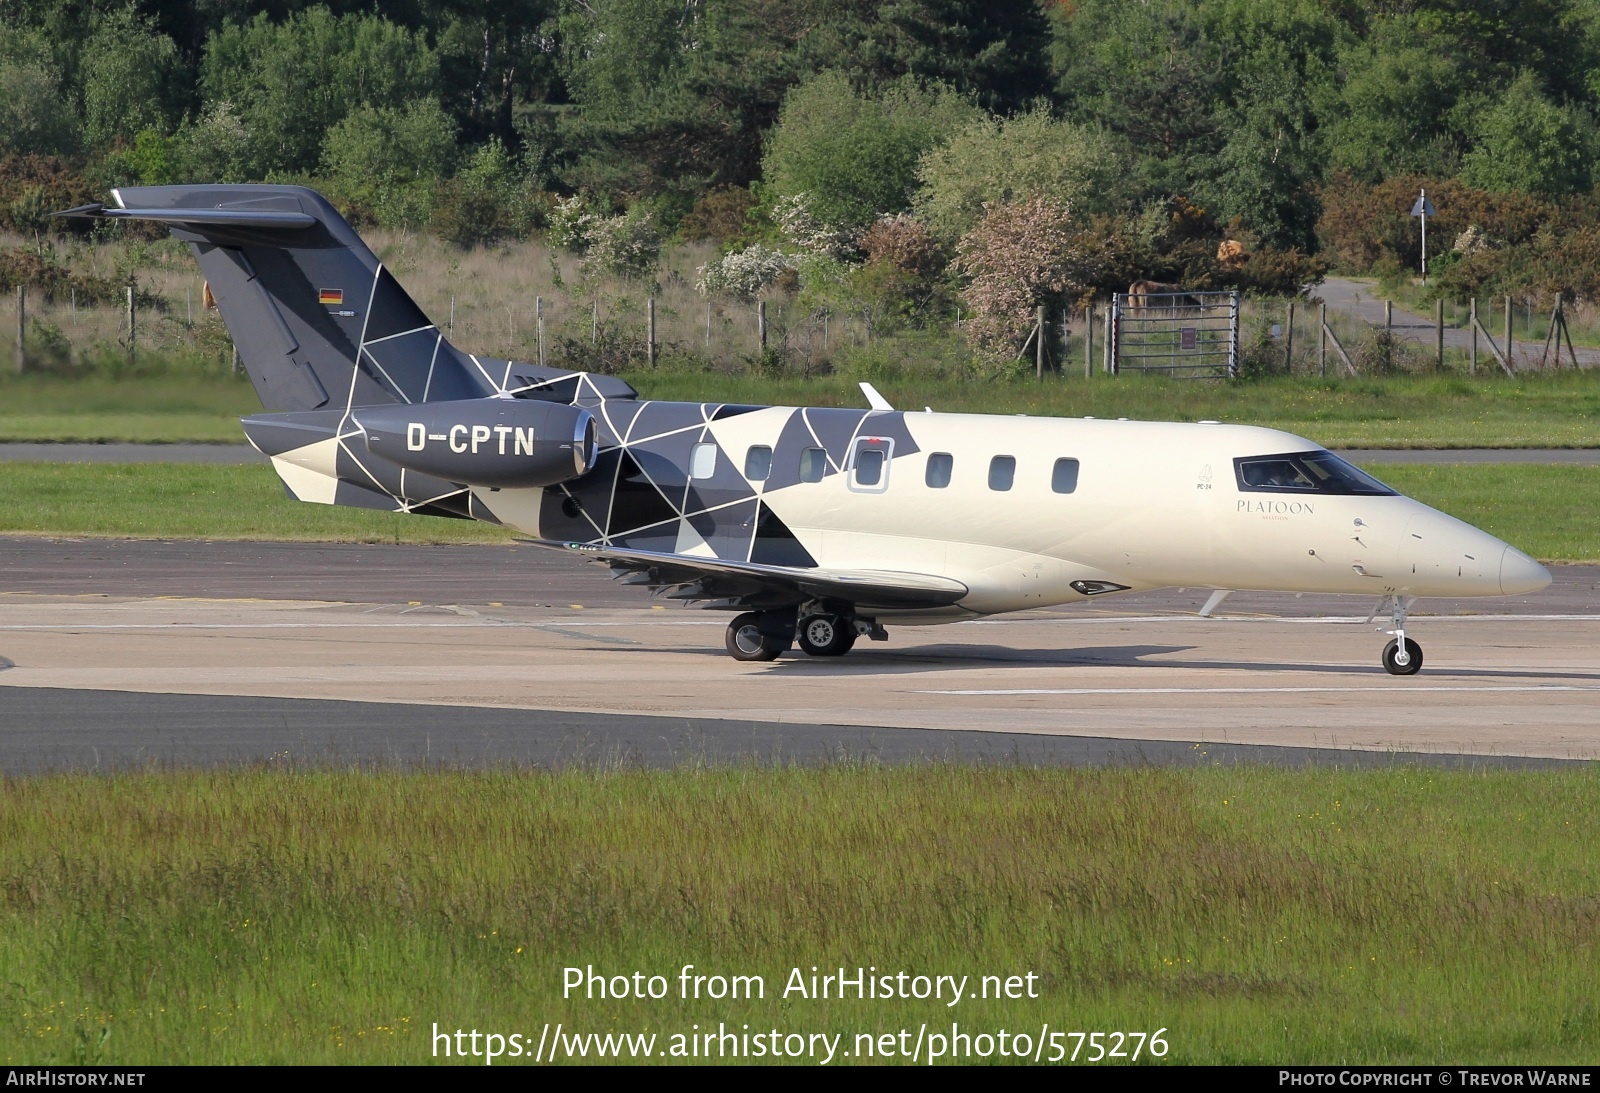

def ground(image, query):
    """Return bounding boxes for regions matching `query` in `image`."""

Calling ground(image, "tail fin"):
[60,184,494,412]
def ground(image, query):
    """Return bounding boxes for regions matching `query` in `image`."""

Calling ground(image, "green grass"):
[0,374,260,443]
[0,463,514,543]
[0,460,1593,560]
[621,370,1600,449]
[2,765,1598,1065]
[1363,463,1600,562]
[5,369,1600,448]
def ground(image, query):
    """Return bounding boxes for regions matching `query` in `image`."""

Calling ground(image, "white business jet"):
[56,185,1551,672]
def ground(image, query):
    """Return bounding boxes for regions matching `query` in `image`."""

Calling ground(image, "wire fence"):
[3,230,1595,382]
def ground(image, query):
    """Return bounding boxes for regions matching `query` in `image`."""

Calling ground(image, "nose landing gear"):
[1380,596,1423,675]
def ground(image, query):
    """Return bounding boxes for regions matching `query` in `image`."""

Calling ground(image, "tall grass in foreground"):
[2,766,1598,1065]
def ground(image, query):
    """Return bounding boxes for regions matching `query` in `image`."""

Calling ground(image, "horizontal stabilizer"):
[52,203,316,229]
[519,539,968,611]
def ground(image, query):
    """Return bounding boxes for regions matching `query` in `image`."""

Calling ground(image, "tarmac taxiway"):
[1,537,1596,771]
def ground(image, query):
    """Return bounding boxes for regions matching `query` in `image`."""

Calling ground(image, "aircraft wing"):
[522,540,969,610]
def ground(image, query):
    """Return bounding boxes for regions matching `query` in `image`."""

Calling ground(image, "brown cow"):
[1127,280,1187,312]
[1216,239,1247,268]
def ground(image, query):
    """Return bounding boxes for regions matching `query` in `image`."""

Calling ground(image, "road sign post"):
[1411,189,1437,282]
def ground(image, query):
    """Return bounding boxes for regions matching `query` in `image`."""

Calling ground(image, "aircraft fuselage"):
[455,404,1547,620]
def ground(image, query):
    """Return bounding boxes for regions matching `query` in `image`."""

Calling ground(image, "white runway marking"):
[919,685,1600,696]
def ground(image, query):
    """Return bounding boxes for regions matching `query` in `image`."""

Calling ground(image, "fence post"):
[1319,302,1327,377]
[14,285,25,373]
[706,302,713,351]
[1035,304,1046,380]
[1383,298,1392,371]
[591,301,598,346]
[1503,295,1512,371]
[647,297,657,367]
[536,295,545,366]
[1435,298,1444,371]
[1284,300,1295,373]
[1550,300,1579,369]
[1469,298,1478,375]
[757,300,767,350]
[448,295,455,335]
[1084,306,1094,379]
[127,285,136,365]
[1103,302,1114,374]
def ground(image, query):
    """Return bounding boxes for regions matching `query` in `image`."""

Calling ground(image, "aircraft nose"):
[1500,545,1551,595]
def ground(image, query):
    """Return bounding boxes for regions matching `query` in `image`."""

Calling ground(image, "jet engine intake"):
[354,398,598,488]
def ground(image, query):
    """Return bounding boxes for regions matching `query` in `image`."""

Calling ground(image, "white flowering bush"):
[775,193,854,259]
[547,194,601,252]
[583,210,661,280]
[695,244,796,300]
[954,196,1096,365]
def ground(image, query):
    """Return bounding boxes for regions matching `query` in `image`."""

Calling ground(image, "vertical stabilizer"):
[81,185,496,412]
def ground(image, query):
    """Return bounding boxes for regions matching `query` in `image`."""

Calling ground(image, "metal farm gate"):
[1108,290,1240,378]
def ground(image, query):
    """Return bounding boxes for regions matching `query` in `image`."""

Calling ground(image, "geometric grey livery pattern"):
[56,185,942,626]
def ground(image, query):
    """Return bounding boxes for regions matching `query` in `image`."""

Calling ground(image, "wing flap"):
[521,540,967,610]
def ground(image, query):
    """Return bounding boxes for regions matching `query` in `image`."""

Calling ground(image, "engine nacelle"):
[354,398,598,488]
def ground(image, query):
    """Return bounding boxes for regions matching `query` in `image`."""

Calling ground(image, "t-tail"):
[56,185,621,518]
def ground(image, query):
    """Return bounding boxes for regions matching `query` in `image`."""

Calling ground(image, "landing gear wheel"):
[797,614,856,657]
[1382,637,1423,676]
[725,611,785,662]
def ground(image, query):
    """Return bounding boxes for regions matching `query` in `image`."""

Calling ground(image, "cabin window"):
[849,436,894,493]
[925,452,953,488]
[689,442,717,480]
[800,446,827,483]
[745,445,772,481]
[855,448,885,486]
[1234,451,1396,495]
[1051,457,1080,494]
[988,455,1016,492]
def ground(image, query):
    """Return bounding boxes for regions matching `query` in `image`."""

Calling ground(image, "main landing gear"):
[1379,595,1423,676]
[725,612,792,662]
[798,613,856,657]
[723,608,886,662]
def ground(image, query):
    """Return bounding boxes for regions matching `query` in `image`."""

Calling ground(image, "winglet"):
[859,381,894,412]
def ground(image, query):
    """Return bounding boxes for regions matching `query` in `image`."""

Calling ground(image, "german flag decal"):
[319,289,344,306]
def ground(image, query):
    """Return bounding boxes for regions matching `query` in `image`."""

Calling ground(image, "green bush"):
[201,9,440,175]
[78,9,181,151]
[914,108,1131,242]
[762,71,978,237]
[1461,73,1595,198]
[322,99,456,231]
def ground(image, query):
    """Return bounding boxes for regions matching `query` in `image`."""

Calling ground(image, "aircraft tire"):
[726,612,785,662]
[797,614,856,657]
[1382,637,1423,676]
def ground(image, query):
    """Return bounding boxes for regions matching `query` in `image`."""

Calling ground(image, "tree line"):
[6,0,1600,364]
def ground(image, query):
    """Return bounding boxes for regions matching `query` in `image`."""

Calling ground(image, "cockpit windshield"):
[1234,451,1396,495]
